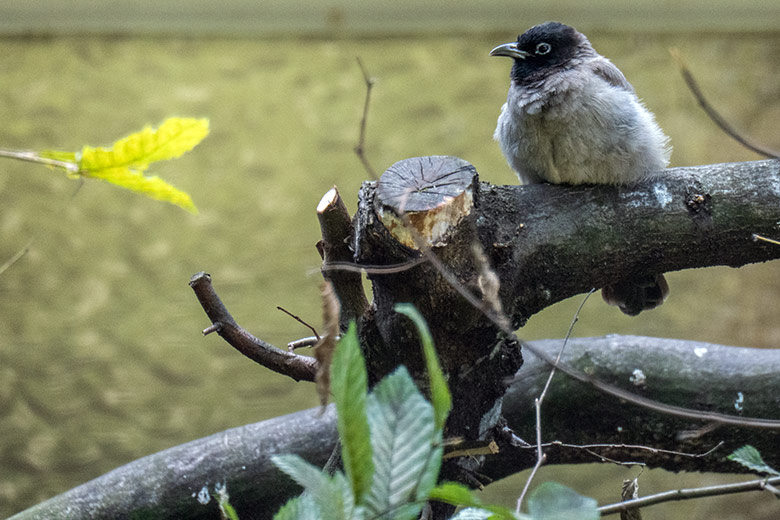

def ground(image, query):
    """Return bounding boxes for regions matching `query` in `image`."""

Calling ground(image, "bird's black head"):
[490,22,589,84]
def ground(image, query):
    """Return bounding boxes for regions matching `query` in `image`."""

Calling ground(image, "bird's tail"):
[601,274,669,316]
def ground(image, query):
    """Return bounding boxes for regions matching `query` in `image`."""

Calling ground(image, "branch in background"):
[599,475,780,517]
[188,271,318,382]
[354,57,378,179]
[13,336,780,520]
[0,239,34,276]
[488,336,780,484]
[8,407,338,520]
[670,48,780,159]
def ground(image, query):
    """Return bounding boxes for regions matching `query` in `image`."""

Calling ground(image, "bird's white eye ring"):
[535,42,551,55]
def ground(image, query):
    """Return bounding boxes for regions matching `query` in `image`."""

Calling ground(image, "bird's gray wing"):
[592,57,635,93]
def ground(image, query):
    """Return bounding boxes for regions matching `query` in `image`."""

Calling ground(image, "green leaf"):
[394,303,452,432]
[273,493,321,520]
[271,454,355,520]
[363,366,437,520]
[331,322,373,504]
[214,482,240,520]
[429,482,518,519]
[728,445,780,476]
[527,482,599,520]
[414,442,443,503]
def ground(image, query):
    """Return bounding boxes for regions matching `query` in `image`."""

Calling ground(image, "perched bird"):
[491,21,671,315]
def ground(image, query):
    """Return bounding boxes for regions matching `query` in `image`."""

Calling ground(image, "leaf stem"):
[0,148,78,172]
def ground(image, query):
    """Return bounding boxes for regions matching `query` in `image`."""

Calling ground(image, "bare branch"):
[287,336,322,350]
[354,57,378,179]
[599,475,780,517]
[189,271,318,382]
[753,233,780,246]
[0,239,34,276]
[670,48,780,159]
[277,305,320,342]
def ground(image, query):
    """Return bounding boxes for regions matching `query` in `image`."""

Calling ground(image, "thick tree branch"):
[489,336,780,481]
[9,407,337,520]
[12,336,779,520]
[472,159,780,326]
[189,272,317,382]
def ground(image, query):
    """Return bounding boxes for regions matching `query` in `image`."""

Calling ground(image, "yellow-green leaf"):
[3,118,206,213]
[94,167,199,214]
[78,117,209,173]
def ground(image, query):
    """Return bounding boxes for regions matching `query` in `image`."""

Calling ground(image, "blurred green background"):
[1,1,779,518]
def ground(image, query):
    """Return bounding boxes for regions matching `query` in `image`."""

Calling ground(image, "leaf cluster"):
[272,305,599,520]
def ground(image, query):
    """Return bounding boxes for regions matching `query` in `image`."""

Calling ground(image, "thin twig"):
[516,398,546,510]
[354,57,378,179]
[543,440,725,460]
[670,48,780,159]
[277,306,320,342]
[517,290,594,511]
[599,475,780,516]
[539,289,595,403]
[287,336,323,351]
[585,449,644,468]
[0,148,80,172]
[0,239,34,276]
[753,234,780,246]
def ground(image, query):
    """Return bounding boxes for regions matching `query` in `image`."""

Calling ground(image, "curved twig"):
[189,271,318,382]
[670,48,780,159]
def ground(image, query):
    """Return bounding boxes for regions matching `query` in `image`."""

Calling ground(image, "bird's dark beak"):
[490,42,529,60]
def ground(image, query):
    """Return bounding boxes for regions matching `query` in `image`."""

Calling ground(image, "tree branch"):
[316,187,369,330]
[188,272,318,382]
[487,336,780,482]
[13,336,779,520]
[599,475,780,516]
[472,159,780,324]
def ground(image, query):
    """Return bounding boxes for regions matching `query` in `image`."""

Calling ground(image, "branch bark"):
[189,272,318,382]
[472,159,780,326]
[12,337,779,520]
[316,186,369,330]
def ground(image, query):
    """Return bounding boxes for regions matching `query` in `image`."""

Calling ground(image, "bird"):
[491,21,672,315]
